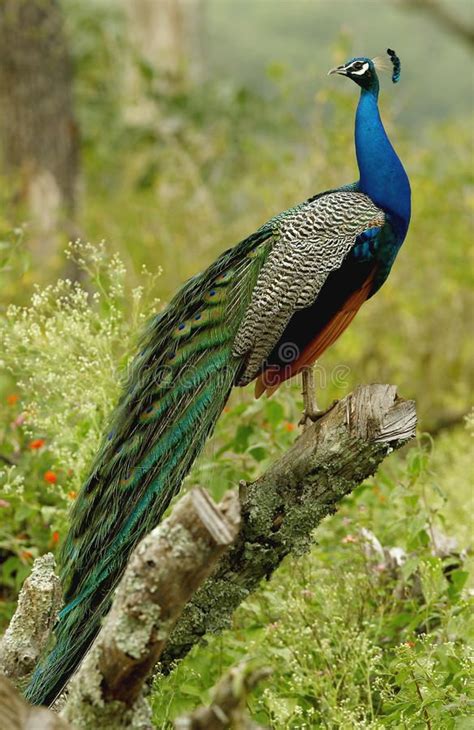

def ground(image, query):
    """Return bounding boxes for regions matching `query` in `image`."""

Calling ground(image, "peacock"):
[25,49,410,706]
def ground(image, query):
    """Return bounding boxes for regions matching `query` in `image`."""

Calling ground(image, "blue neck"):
[355,87,411,238]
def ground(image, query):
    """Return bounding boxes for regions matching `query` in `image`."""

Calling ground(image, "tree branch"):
[0,553,62,686]
[60,487,241,729]
[159,384,416,672]
[0,674,70,730]
[3,383,415,728]
[174,661,272,730]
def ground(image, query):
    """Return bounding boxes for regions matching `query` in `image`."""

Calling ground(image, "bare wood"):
[61,487,240,729]
[159,384,416,672]
[0,673,70,730]
[0,554,62,686]
[174,662,271,730]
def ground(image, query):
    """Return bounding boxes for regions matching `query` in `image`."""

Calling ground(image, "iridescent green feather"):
[25,226,273,706]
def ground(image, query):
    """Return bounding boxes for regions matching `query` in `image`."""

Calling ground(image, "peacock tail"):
[24,225,274,706]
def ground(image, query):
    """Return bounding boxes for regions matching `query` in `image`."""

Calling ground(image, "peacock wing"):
[233,190,385,384]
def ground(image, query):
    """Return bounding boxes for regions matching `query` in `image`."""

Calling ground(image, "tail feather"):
[24,227,273,706]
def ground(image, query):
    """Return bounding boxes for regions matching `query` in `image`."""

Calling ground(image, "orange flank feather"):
[255,267,377,398]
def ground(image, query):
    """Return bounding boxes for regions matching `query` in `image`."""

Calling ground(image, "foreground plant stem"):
[174,661,272,729]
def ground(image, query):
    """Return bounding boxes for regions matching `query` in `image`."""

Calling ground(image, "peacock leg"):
[299,365,319,429]
[298,365,338,429]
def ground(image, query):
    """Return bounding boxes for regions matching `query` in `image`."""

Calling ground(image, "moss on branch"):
[159,384,416,671]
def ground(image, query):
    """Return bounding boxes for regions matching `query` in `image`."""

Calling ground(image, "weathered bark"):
[0,553,62,686]
[0,0,80,259]
[60,487,240,730]
[159,384,416,671]
[174,662,271,730]
[0,674,70,730]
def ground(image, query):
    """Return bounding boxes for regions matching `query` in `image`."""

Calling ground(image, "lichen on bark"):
[159,385,416,672]
[0,552,62,686]
[60,488,240,729]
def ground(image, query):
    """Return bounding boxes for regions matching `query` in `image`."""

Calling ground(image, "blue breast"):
[354,87,411,292]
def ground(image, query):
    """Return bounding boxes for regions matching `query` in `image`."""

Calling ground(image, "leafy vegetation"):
[0,243,472,728]
[0,1,472,727]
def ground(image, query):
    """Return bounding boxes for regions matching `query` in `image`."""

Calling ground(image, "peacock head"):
[328,49,400,91]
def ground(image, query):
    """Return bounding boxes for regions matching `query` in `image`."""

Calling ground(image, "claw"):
[300,366,317,431]
[298,400,339,428]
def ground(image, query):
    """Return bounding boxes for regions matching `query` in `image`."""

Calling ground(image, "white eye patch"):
[349,62,369,76]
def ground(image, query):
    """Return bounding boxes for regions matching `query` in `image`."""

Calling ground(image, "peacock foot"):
[298,399,339,428]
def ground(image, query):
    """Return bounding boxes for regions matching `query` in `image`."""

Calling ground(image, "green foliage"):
[153,429,474,729]
[0,242,161,482]
[0,243,159,623]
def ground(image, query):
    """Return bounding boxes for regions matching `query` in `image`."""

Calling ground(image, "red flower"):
[342,534,358,544]
[29,438,45,450]
[51,530,60,545]
[6,394,19,406]
[44,470,57,484]
[284,422,296,432]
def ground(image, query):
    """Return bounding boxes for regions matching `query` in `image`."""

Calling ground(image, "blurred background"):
[0,2,473,725]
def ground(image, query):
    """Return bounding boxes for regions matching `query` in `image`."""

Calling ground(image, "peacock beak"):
[328,65,347,76]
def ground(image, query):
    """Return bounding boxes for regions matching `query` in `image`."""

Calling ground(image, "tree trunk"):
[123,0,205,124]
[0,0,80,262]
[126,0,205,82]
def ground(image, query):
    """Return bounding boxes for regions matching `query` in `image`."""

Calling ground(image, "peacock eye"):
[353,62,363,71]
